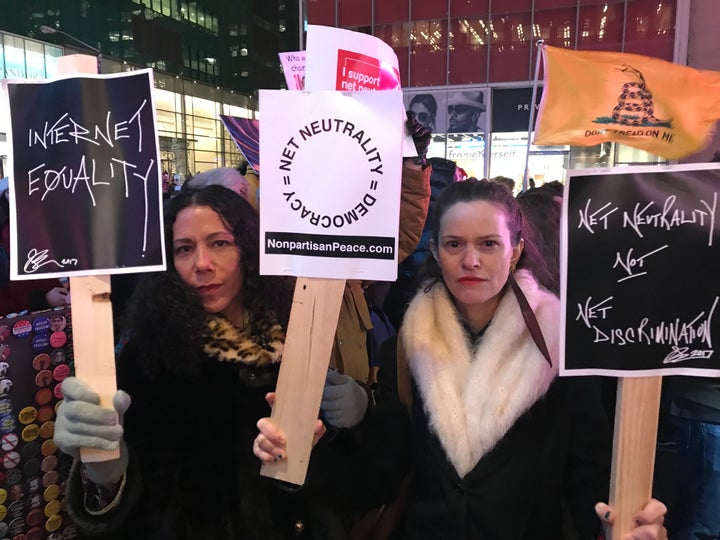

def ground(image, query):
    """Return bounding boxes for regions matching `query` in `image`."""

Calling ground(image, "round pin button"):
[26,526,43,540]
[8,516,24,536]
[35,371,53,388]
[26,508,43,528]
[0,343,11,361]
[27,526,44,540]
[6,467,22,485]
[9,484,23,502]
[32,317,51,334]
[0,398,12,414]
[42,471,58,488]
[45,513,62,532]
[22,441,41,460]
[34,389,53,407]
[0,324,10,341]
[18,407,38,425]
[1,433,19,452]
[53,384,63,400]
[40,456,57,473]
[27,492,42,510]
[24,477,41,494]
[44,499,61,517]
[31,333,50,351]
[12,320,32,338]
[38,422,54,440]
[0,504,6,520]
[52,365,69,383]
[40,439,57,457]
[3,451,21,470]
[21,424,40,443]
[32,354,51,371]
[0,487,6,504]
[8,499,25,520]
[23,458,41,477]
[37,407,54,425]
[43,485,59,502]
[49,316,66,333]
[50,350,65,365]
[49,332,66,349]
[1,414,17,434]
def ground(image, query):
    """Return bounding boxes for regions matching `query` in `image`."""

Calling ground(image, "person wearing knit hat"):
[447,91,486,133]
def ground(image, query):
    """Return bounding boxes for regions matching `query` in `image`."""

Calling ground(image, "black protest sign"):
[6,70,164,279]
[562,165,720,376]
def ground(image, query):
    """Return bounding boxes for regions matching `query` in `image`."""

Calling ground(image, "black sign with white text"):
[6,70,165,279]
[561,165,720,376]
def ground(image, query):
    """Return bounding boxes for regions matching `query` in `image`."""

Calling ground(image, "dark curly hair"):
[420,178,552,294]
[121,185,293,377]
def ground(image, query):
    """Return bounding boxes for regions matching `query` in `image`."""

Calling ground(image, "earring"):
[510,263,517,273]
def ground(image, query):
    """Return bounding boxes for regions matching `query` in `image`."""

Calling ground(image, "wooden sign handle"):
[69,275,119,462]
[607,376,662,539]
[56,54,120,463]
[260,277,346,485]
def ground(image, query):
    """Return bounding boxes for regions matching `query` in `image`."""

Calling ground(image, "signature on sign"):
[23,248,78,273]
[663,346,714,364]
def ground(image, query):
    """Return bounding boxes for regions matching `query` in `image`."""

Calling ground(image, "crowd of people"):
[6,107,716,540]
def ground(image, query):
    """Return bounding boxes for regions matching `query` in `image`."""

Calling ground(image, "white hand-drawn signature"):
[23,249,78,274]
[663,346,714,364]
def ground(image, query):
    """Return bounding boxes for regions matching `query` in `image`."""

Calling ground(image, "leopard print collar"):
[203,313,284,367]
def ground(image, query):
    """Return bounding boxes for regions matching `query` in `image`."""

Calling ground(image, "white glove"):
[320,370,368,429]
[55,377,131,487]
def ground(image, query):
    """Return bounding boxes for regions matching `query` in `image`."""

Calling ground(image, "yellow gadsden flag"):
[534,45,720,159]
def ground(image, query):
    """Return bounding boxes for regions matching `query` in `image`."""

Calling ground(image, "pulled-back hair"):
[122,185,293,377]
[421,178,551,292]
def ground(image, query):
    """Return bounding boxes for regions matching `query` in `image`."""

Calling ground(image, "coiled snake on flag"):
[612,64,669,126]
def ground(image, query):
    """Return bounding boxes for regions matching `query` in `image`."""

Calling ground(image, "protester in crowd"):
[54,110,433,538]
[491,175,516,195]
[447,91,486,133]
[161,170,171,199]
[652,150,720,540]
[516,182,563,295]
[185,166,251,201]
[255,178,667,540]
[0,177,70,316]
[54,185,367,539]
[407,94,437,133]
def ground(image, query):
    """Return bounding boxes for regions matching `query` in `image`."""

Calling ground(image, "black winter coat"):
[379,273,612,540]
[64,315,381,540]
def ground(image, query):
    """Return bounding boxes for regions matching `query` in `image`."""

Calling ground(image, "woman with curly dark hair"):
[53,185,336,539]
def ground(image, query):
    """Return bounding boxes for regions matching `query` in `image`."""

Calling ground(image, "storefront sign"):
[491,87,543,133]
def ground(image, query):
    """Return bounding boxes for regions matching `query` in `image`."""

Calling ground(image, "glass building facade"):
[307,0,679,186]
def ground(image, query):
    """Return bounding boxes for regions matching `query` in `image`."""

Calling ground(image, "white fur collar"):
[401,270,560,477]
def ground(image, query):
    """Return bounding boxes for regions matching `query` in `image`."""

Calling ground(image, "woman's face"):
[409,101,435,131]
[173,205,245,326]
[431,200,522,328]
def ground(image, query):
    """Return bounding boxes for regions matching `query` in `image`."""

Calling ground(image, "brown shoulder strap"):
[396,334,413,412]
[508,273,553,367]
